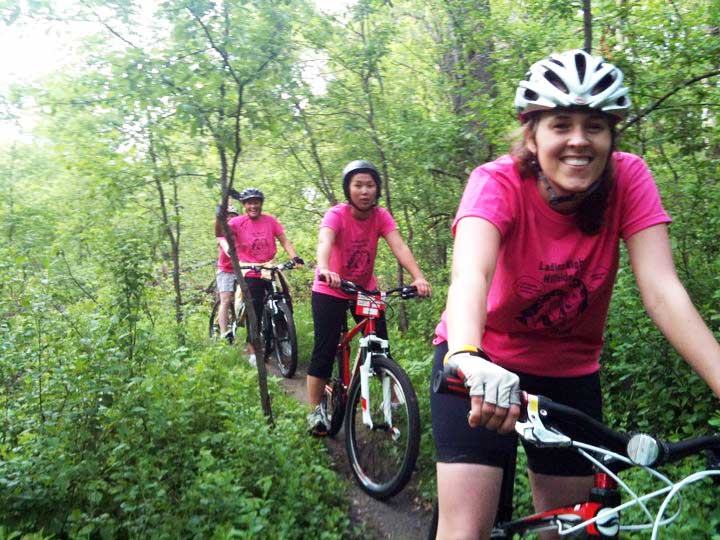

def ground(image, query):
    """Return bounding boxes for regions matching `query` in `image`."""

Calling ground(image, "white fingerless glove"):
[444,347,521,408]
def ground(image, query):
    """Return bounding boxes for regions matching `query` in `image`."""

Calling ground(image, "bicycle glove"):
[444,347,521,408]
[292,256,304,266]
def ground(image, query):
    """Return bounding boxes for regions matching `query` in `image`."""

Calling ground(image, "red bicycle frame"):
[332,291,387,394]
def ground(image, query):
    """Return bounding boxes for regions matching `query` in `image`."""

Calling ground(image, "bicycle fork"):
[357,335,398,439]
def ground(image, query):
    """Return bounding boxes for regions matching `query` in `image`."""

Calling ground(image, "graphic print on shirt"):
[250,237,270,258]
[514,258,608,334]
[344,240,372,282]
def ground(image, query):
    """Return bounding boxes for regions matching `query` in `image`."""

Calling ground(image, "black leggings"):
[307,291,389,379]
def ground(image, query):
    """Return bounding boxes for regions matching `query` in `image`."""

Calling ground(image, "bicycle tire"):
[271,300,298,378]
[344,354,420,500]
[209,299,236,340]
[320,356,346,437]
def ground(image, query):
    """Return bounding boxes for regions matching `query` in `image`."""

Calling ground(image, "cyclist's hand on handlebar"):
[410,277,431,297]
[292,256,305,267]
[469,394,520,434]
[444,348,521,434]
[318,268,341,289]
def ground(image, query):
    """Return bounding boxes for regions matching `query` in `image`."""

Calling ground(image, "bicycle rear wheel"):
[209,300,236,340]
[270,300,298,378]
[320,356,346,437]
[345,354,420,500]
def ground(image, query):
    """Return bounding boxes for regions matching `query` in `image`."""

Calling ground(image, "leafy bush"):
[1,315,355,539]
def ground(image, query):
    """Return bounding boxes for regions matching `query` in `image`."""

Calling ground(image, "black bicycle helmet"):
[238,187,265,202]
[342,160,382,201]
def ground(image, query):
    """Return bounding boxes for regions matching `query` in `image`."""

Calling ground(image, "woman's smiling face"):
[528,110,612,205]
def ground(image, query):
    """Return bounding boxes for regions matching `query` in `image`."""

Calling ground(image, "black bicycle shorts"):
[430,342,602,476]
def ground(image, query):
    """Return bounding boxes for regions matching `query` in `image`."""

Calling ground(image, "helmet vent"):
[543,70,568,93]
[523,88,539,101]
[549,58,563,67]
[592,72,615,95]
[574,53,587,83]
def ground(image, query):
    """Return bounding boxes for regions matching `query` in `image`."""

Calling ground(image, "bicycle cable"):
[556,442,680,536]
[651,470,720,540]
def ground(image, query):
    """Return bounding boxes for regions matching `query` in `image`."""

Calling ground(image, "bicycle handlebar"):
[318,274,419,299]
[237,260,297,274]
[433,368,720,472]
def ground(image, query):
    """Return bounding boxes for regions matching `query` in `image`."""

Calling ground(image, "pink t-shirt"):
[312,204,398,299]
[217,214,284,277]
[216,238,232,271]
[434,152,672,377]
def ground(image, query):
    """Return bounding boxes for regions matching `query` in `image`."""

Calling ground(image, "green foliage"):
[1,320,354,539]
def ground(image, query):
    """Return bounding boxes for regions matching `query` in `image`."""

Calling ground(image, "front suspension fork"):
[357,336,390,429]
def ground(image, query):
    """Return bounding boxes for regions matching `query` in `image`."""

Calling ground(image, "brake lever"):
[514,394,572,448]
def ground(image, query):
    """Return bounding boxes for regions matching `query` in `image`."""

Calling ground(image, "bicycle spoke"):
[345,355,420,500]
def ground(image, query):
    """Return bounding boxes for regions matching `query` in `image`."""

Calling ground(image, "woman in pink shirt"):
[431,50,720,539]
[305,160,431,435]
[214,203,240,342]
[217,188,302,366]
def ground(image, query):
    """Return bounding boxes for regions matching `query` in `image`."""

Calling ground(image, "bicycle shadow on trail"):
[267,361,433,540]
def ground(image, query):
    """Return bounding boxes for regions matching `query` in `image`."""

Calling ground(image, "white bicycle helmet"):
[514,49,630,122]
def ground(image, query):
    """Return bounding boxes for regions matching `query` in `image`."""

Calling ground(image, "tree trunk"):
[147,130,185,345]
[583,0,593,52]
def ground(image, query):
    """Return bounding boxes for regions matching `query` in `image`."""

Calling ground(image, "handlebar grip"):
[400,286,419,299]
[432,368,469,397]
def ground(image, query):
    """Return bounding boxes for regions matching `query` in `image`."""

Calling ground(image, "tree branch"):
[622,70,720,132]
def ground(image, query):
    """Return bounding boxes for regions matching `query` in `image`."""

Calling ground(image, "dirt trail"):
[268,361,433,540]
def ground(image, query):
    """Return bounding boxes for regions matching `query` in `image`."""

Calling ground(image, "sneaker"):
[247,353,257,368]
[307,405,328,437]
[222,330,234,345]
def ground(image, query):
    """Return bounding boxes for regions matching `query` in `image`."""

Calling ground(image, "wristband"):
[443,345,491,365]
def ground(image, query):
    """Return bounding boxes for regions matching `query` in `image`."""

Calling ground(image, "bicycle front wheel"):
[270,300,298,378]
[345,354,420,500]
